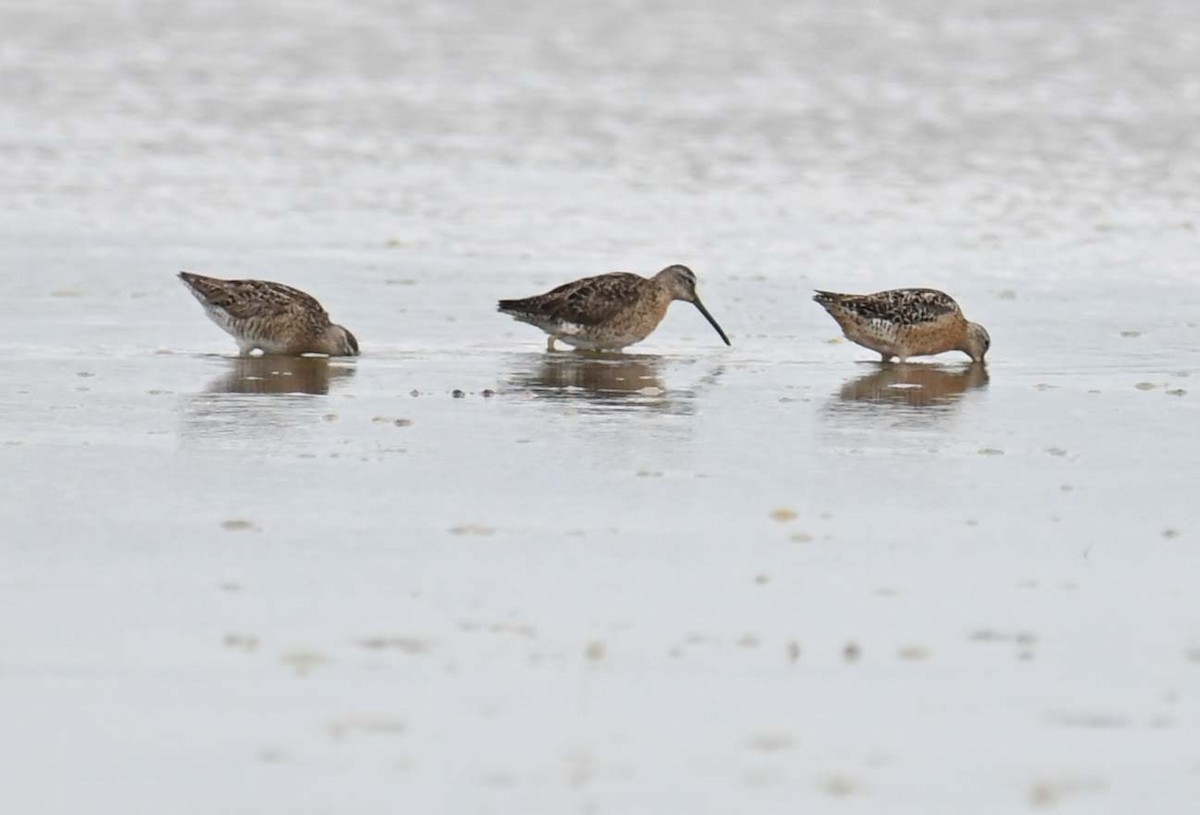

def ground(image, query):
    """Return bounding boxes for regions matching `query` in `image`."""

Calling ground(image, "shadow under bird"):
[178,271,359,357]
[813,288,990,362]
[498,264,731,351]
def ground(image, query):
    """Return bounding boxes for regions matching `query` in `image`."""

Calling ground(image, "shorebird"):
[178,271,359,356]
[813,288,989,362]
[498,264,731,351]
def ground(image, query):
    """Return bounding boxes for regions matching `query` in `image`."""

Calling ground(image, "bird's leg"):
[546,335,558,352]
[880,352,891,363]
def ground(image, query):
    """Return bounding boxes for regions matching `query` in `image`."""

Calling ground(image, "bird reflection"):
[181,357,357,450]
[205,356,356,395]
[834,362,988,410]
[504,352,699,413]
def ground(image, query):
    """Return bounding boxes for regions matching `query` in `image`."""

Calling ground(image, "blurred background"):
[4,0,1199,291]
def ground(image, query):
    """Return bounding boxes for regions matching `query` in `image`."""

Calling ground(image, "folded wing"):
[815,288,960,326]
[499,273,646,327]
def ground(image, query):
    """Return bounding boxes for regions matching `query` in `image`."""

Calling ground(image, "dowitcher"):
[178,271,359,356]
[498,264,731,351]
[814,288,989,362]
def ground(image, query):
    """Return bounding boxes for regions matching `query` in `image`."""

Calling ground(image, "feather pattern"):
[813,287,989,362]
[498,265,729,351]
[178,271,358,356]
[181,273,330,323]
[499,273,649,328]
[813,288,961,325]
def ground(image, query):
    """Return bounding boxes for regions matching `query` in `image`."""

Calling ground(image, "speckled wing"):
[499,273,647,327]
[180,272,332,327]
[814,288,961,326]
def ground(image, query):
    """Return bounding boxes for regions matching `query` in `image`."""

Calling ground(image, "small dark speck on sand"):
[897,645,931,661]
[449,524,495,536]
[360,636,429,654]
[221,519,257,532]
[1029,778,1103,808]
[223,633,259,651]
[819,774,861,797]
[482,389,495,398]
[842,642,861,663]
[749,731,794,752]
[452,389,465,398]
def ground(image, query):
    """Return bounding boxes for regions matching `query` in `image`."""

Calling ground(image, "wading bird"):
[813,288,989,362]
[178,271,359,357]
[498,264,730,351]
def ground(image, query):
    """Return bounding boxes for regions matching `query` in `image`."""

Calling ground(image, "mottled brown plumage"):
[814,288,989,362]
[498,264,731,351]
[178,271,359,357]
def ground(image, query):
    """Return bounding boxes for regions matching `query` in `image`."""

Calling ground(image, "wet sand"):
[3,1,1200,813]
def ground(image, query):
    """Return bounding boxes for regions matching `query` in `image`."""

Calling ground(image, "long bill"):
[693,298,731,346]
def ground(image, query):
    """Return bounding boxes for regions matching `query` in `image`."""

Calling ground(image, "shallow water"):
[2,1,1200,813]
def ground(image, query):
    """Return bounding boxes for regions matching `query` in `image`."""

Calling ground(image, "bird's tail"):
[178,271,221,298]
[812,290,845,307]
[497,298,529,315]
